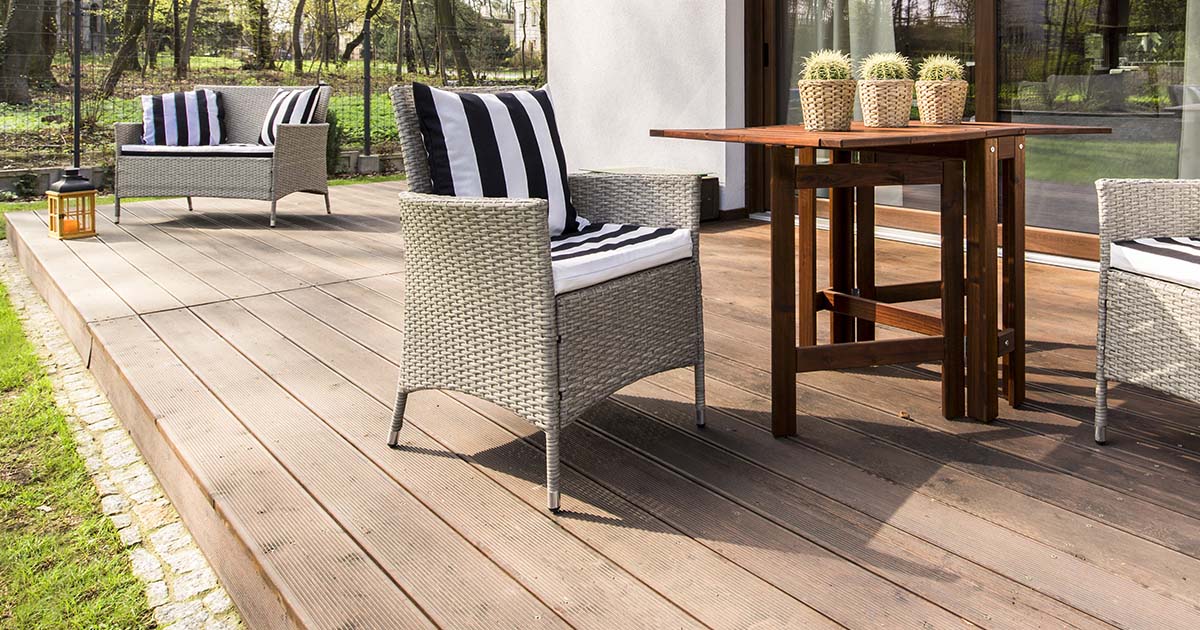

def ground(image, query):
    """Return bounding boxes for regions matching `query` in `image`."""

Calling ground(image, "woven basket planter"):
[798,79,857,131]
[916,80,969,124]
[859,79,914,128]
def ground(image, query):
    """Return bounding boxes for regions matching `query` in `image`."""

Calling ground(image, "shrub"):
[800,50,853,81]
[326,110,345,176]
[917,55,965,82]
[859,53,911,80]
[13,174,38,199]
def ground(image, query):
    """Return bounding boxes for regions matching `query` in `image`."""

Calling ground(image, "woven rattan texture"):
[798,80,857,131]
[915,81,968,124]
[858,80,913,128]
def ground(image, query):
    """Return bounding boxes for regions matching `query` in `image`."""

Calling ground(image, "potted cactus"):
[915,55,969,124]
[857,52,913,128]
[797,50,856,131]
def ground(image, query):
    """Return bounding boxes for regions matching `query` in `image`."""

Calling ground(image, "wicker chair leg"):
[324,193,332,214]
[387,388,408,447]
[1095,376,1108,444]
[114,196,121,224]
[545,423,561,512]
[186,196,193,212]
[269,201,277,228]
[695,362,706,427]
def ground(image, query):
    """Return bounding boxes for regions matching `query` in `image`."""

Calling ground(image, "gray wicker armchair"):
[113,85,332,227]
[387,84,706,511]
[1095,179,1200,443]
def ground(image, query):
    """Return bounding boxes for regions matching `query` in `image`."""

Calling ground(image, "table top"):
[650,121,1110,149]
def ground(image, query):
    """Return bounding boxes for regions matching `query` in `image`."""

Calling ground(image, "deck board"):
[7,181,1200,629]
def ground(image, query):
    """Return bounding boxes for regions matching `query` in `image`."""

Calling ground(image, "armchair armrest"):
[397,191,560,426]
[568,172,702,233]
[273,123,329,196]
[114,123,143,153]
[1096,179,1200,267]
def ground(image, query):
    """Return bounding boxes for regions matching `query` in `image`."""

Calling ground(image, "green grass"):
[1026,137,1178,186]
[0,282,153,628]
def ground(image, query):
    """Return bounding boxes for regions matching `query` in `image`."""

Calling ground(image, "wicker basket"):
[915,80,969,124]
[798,79,857,131]
[858,79,914,128]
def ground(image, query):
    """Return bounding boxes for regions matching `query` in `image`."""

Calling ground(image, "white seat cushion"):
[120,143,274,158]
[550,223,692,294]
[1110,237,1200,291]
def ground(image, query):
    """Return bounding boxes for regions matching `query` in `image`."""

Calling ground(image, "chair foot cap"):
[387,429,401,447]
[547,491,560,512]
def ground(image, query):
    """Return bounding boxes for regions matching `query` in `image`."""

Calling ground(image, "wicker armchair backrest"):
[196,85,331,145]
[1096,178,1200,268]
[388,84,533,194]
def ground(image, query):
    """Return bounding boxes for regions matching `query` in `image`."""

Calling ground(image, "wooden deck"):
[7,181,1200,629]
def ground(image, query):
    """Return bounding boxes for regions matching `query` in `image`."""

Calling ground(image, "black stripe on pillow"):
[412,83,585,235]
[140,89,223,146]
[259,86,322,146]
[550,227,677,261]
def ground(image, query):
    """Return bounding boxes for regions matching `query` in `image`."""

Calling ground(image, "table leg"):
[941,160,965,419]
[829,150,855,343]
[797,148,818,350]
[769,146,798,437]
[966,138,1000,422]
[1002,137,1027,408]
[855,152,876,342]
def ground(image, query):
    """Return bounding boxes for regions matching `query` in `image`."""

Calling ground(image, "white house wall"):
[548,1,745,211]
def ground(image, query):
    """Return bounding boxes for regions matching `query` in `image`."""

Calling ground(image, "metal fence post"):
[363,15,372,157]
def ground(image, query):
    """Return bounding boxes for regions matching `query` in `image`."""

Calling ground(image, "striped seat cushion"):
[550,223,692,294]
[259,86,323,146]
[1110,237,1200,291]
[139,89,225,146]
[412,83,585,236]
[120,143,274,158]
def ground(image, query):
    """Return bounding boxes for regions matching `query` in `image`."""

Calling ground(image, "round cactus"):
[801,50,853,81]
[858,52,911,81]
[917,55,965,82]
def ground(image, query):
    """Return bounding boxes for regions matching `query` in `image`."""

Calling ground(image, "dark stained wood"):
[796,148,818,350]
[975,0,998,121]
[819,289,943,336]
[855,153,877,342]
[875,280,942,303]
[941,160,966,419]
[650,121,1109,149]
[966,138,1001,421]
[828,150,855,344]
[795,160,944,188]
[796,337,944,372]
[1003,138,1027,407]
[769,145,798,437]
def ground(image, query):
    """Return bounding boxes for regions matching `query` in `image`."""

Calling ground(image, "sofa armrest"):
[114,123,143,153]
[397,191,560,427]
[273,123,329,196]
[568,172,702,233]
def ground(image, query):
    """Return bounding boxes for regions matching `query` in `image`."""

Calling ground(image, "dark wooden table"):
[652,122,1109,435]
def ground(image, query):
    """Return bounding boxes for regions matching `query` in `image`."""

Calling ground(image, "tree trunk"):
[292,0,306,74]
[248,0,273,69]
[538,0,546,82]
[100,0,151,96]
[28,0,57,87]
[410,0,429,75]
[179,0,199,77]
[0,0,43,104]
[145,0,157,70]
[434,0,472,83]
[340,0,382,61]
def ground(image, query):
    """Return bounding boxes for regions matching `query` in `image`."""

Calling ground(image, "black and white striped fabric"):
[1111,237,1200,291]
[412,83,584,235]
[139,89,224,146]
[259,86,322,146]
[120,143,273,158]
[549,223,692,294]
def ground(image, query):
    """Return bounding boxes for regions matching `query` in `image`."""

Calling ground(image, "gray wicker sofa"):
[386,84,706,511]
[1095,179,1200,443]
[113,85,332,227]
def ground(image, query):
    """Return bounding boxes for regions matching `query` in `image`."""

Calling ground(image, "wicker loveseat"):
[386,84,706,511]
[113,85,332,227]
[1094,179,1200,443]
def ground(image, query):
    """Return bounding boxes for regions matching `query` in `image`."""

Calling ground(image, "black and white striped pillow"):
[139,89,224,146]
[259,86,322,146]
[412,83,584,235]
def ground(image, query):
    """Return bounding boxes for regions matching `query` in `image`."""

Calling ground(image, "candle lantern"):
[46,169,97,240]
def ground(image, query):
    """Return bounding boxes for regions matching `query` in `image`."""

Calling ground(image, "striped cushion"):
[412,83,585,236]
[550,223,692,294]
[139,89,224,146]
[121,143,274,158]
[259,86,322,146]
[1110,237,1200,291]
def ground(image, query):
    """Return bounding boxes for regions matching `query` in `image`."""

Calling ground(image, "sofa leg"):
[269,201,277,228]
[113,196,121,224]
[695,361,706,428]
[545,423,561,512]
[387,387,408,447]
[324,193,331,214]
[1095,376,1108,444]
[186,196,193,212]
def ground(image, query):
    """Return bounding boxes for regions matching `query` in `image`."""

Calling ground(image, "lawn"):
[0,280,152,627]
[1025,137,1178,186]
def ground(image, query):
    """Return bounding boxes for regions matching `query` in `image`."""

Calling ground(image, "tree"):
[0,0,44,104]
[340,0,382,61]
[292,0,305,73]
[434,0,473,82]
[27,0,56,87]
[245,0,272,69]
[101,0,152,96]
[179,0,200,77]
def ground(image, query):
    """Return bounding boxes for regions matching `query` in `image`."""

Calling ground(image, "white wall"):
[548,1,745,210]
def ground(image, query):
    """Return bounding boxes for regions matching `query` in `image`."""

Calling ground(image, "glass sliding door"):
[1000,0,1198,234]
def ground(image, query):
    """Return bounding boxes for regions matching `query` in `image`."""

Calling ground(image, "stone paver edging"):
[2,242,243,630]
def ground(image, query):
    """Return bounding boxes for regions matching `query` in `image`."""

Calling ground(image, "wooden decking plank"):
[88,216,228,305]
[228,293,774,629]
[317,281,407,330]
[90,314,434,630]
[53,227,182,315]
[276,287,405,364]
[158,303,574,630]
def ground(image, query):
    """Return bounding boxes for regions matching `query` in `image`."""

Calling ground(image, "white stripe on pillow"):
[549,223,692,294]
[259,86,322,146]
[412,82,585,235]
[1110,237,1200,290]
[140,89,224,146]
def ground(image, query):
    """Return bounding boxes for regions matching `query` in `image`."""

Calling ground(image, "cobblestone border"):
[1,243,243,630]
